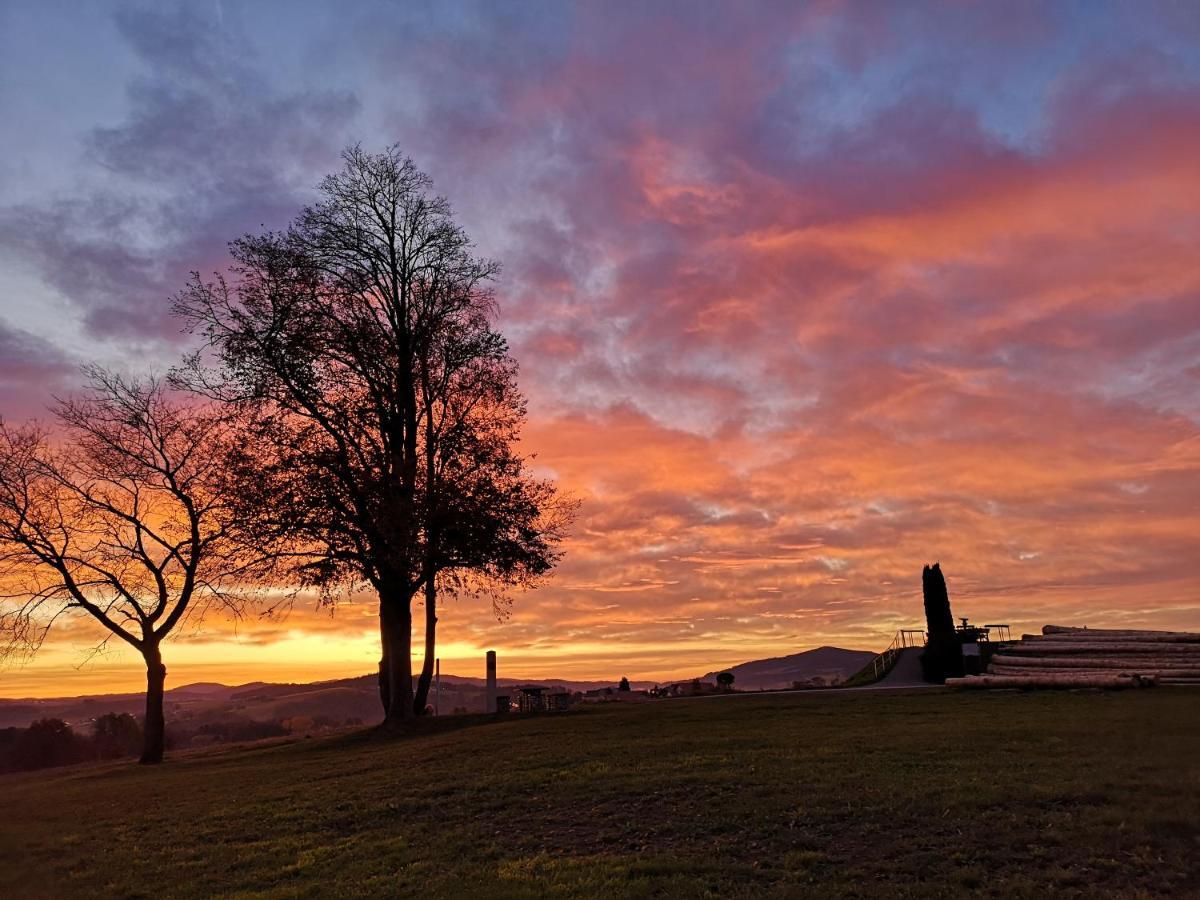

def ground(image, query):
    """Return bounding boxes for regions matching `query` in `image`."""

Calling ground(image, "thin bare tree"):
[0,371,268,763]
[410,303,573,714]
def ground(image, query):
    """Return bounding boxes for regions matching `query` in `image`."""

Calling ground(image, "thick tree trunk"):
[141,645,167,765]
[413,576,437,715]
[378,598,415,726]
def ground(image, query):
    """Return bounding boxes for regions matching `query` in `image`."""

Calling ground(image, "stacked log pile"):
[947,624,1200,690]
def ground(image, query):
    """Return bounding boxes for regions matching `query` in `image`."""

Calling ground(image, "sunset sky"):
[1,1,1198,698]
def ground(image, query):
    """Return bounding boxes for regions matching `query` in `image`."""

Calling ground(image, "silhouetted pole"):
[486,650,497,713]
[435,657,440,717]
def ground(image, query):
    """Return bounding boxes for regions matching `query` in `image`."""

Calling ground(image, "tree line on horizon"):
[0,713,144,773]
[0,146,575,763]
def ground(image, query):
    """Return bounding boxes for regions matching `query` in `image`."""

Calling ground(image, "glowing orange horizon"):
[2,5,1199,702]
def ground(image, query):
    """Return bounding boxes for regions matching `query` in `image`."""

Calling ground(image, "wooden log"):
[1042,625,1200,639]
[1023,632,1200,644]
[1043,625,1182,635]
[946,674,1155,689]
[988,665,1200,678]
[992,654,1200,670]
[1002,641,1200,655]
[997,651,1200,664]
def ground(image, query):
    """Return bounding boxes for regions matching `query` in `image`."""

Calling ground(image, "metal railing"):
[866,624,1012,681]
[982,623,1012,642]
[872,628,928,680]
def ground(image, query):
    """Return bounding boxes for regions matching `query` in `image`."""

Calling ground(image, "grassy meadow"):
[2,688,1198,898]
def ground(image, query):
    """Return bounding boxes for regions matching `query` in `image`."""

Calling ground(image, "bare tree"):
[410,307,573,714]
[175,146,570,725]
[0,372,266,763]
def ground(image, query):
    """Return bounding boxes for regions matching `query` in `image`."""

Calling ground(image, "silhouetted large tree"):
[175,146,569,725]
[0,373,264,762]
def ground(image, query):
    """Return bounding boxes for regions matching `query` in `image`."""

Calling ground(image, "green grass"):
[842,652,891,686]
[2,689,1198,898]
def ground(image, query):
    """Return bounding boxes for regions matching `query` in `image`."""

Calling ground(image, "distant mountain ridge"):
[703,646,876,690]
[0,673,656,729]
[0,650,876,730]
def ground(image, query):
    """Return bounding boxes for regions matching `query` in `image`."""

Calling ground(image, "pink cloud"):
[3,3,1199,693]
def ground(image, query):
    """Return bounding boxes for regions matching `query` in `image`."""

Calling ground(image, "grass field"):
[2,688,1198,898]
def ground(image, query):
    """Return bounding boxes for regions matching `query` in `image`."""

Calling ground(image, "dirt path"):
[670,648,939,703]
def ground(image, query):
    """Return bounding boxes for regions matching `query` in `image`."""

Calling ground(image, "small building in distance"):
[657,679,718,698]
[514,685,548,712]
[509,686,578,712]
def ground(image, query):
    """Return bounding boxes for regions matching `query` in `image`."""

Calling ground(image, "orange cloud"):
[3,4,1199,698]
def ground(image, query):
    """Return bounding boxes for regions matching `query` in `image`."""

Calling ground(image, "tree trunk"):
[141,645,167,765]
[413,392,438,718]
[413,575,437,715]
[378,597,415,726]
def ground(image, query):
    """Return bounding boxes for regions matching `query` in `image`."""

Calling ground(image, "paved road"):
[871,646,929,688]
[669,649,941,702]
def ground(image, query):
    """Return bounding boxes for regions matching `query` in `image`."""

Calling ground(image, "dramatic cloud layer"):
[1,2,1198,695]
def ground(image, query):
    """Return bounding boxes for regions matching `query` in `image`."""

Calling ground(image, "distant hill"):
[0,652,883,730]
[703,646,877,690]
[0,673,656,730]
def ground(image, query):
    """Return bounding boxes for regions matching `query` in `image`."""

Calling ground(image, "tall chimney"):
[485,650,497,713]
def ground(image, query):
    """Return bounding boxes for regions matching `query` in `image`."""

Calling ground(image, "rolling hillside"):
[0,673,655,731]
[703,646,876,690]
[1,690,1196,898]
[1,646,880,733]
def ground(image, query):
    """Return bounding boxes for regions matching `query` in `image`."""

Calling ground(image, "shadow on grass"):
[247,708,577,761]
[9,710,544,784]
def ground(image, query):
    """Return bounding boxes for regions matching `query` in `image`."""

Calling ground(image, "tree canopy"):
[0,372,268,761]
[175,145,571,723]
